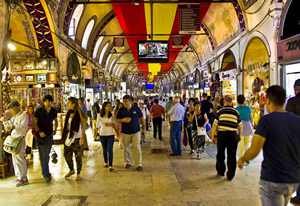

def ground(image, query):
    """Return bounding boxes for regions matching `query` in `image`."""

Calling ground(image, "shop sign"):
[220,70,237,81]
[278,34,300,62]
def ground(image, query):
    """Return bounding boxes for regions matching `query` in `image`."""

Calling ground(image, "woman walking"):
[63,97,86,180]
[97,102,117,171]
[236,95,253,158]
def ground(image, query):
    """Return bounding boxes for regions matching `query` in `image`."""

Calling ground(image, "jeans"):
[260,180,299,206]
[216,131,238,180]
[100,135,115,167]
[64,139,82,174]
[170,121,182,155]
[12,138,27,180]
[153,117,163,140]
[37,137,53,178]
[122,132,142,166]
[186,125,194,151]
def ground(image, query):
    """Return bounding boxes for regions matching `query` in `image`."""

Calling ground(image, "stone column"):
[0,0,8,113]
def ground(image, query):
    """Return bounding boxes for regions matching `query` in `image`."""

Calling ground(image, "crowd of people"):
[1,79,300,206]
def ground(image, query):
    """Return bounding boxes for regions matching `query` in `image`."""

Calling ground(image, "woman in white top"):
[97,102,117,171]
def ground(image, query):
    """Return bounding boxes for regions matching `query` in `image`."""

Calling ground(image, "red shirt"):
[150,104,165,118]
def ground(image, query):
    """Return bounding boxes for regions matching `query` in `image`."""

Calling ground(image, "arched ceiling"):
[8,0,251,81]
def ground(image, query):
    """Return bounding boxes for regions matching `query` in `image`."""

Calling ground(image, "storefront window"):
[243,37,270,126]
[285,63,300,98]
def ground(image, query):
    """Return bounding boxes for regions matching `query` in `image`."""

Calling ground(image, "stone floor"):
[0,125,296,206]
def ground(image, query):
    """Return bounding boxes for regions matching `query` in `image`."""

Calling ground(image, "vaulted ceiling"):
[61,0,246,81]
[8,0,250,81]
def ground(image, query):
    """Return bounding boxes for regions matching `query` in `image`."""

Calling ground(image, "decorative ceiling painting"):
[203,3,240,46]
[15,0,247,80]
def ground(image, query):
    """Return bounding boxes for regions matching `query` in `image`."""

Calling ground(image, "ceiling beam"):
[97,33,206,37]
[73,0,233,4]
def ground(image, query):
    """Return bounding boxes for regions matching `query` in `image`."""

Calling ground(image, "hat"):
[294,79,300,87]
[8,100,20,109]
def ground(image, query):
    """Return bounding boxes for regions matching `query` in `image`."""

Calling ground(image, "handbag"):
[195,115,207,136]
[3,135,23,154]
[65,131,77,147]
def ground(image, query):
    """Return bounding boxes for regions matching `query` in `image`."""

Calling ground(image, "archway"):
[243,37,270,126]
[220,49,238,101]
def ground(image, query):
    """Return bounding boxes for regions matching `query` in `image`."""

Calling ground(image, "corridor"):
[0,126,266,206]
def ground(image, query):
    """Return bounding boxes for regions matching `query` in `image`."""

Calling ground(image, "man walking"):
[168,96,185,156]
[211,95,242,181]
[150,99,165,141]
[117,95,145,171]
[33,95,58,182]
[238,85,300,206]
[286,79,300,204]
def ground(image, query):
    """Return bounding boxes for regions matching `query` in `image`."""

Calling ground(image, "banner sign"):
[278,34,300,62]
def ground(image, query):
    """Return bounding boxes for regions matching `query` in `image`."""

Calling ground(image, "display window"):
[243,37,270,126]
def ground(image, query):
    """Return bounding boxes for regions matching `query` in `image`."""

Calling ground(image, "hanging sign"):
[179,5,201,34]
[220,69,237,81]
[278,34,300,62]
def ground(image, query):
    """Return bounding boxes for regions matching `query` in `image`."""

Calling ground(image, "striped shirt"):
[214,107,241,132]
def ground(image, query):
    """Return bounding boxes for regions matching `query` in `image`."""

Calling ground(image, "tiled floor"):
[0,126,296,206]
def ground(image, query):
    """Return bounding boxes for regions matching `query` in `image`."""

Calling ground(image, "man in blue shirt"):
[117,95,144,171]
[238,85,300,206]
[168,96,185,156]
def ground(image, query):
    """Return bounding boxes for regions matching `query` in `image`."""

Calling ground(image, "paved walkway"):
[0,125,295,206]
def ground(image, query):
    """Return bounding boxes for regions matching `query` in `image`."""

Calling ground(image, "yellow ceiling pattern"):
[203,3,240,46]
[75,4,112,43]
[9,8,38,53]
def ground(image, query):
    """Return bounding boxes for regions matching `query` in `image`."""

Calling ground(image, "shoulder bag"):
[3,135,23,155]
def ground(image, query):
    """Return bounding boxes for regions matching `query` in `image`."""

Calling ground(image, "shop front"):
[278,0,300,98]
[9,58,60,107]
[243,37,270,126]
[220,50,238,104]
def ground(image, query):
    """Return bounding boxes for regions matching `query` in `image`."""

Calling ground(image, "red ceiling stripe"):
[112,1,211,76]
[112,1,148,75]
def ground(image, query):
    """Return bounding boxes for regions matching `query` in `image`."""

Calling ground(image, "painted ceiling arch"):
[74,4,111,44]
[87,10,115,55]
[9,6,38,55]
[23,0,56,58]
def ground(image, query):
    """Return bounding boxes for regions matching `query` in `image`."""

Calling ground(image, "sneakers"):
[290,196,300,204]
[109,167,114,172]
[16,179,29,187]
[44,174,52,183]
[136,166,143,171]
[104,164,109,168]
[65,170,75,179]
